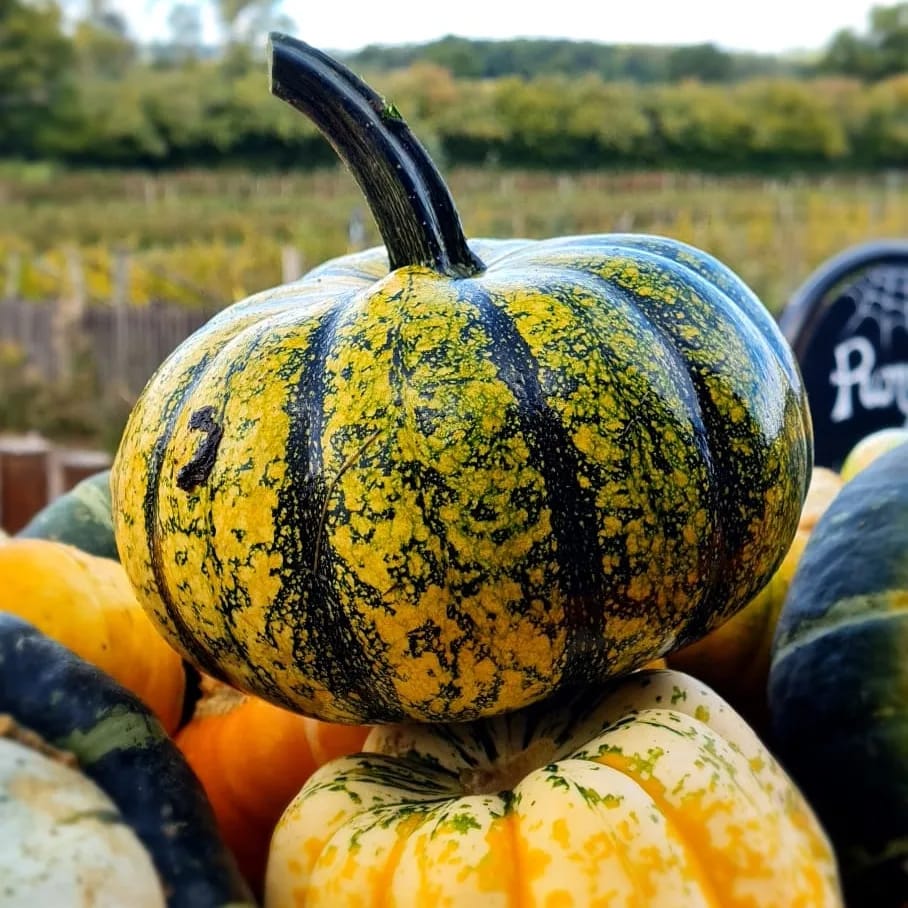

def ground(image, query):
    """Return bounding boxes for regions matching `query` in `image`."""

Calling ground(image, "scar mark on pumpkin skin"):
[313,427,383,577]
[176,406,223,492]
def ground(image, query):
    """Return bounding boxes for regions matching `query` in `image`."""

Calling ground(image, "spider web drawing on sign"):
[839,265,908,351]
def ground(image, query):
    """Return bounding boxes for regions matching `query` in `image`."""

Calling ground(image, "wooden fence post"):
[54,246,87,383]
[49,446,112,497]
[0,435,53,533]
[281,246,304,283]
[112,248,131,393]
[4,252,21,300]
[347,209,366,252]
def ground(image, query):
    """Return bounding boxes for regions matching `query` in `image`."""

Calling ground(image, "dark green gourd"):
[770,442,908,908]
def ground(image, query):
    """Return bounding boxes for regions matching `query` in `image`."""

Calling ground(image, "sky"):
[111,0,881,55]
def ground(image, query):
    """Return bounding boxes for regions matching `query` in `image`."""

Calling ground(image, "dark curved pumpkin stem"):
[269,32,485,278]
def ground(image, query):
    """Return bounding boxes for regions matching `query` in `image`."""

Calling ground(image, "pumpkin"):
[265,668,842,907]
[839,426,908,482]
[769,441,908,907]
[17,469,118,560]
[111,34,811,725]
[0,728,168,907]
[667,465,842,727]
[0,612,254,907]
[0,538,185,734]
[175,677,370,894]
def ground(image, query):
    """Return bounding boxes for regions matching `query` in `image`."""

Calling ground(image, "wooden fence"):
[0,244,308,398]
[0,296,217,395]
[0,434,111,533]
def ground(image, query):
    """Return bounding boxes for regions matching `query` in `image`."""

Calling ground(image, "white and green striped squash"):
[0,612,254,908]
[111,36,812,724]
[0,735,167,908]
[265,668,842,907]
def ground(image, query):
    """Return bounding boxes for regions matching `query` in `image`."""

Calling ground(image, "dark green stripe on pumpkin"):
[460,280,608,683]
[588,245,803,633]
[142,353,232,683]
[178,320,318,702]
[478,266,724,663]
[266,304,408,719]
[598,259,753,637]
[608,234,811,404]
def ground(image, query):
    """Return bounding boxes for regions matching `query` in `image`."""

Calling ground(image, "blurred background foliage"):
[1,0,907,448]
[3,0,908,169]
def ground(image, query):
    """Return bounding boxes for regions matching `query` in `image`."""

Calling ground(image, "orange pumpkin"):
[175,677,370,893]
[0,538,185,733]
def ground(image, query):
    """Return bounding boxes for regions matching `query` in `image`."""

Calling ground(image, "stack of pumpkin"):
[0,483,368,903]
[3,33,907,908]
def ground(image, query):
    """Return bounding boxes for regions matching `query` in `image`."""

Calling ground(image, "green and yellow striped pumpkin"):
[111,35,812,724]
[265,669,842,907]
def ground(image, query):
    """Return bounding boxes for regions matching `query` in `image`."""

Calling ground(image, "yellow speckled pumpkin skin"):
[264,669,842,907]
[111,37,811,724]
[667,465,842,727]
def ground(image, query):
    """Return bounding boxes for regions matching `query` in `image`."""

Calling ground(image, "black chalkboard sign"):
[779,241,908,470]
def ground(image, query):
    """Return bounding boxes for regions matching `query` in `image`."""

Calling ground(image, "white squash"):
[0,736,166,907]
[265,669,843,908]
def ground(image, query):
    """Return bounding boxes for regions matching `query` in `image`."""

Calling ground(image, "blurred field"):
[1,164,906,449]
[2,165,907,315]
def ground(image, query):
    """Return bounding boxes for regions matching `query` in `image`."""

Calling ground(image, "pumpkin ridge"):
[267,303,406,719]
[540,758,702,903]
[479,253,734,645]
[499,242,808,594]
[373,806,439,903]
[624,234,811,400]
[612,760,725,906]
[480,267,726,668]
[381,290,494,714]
[616,258,801,633]
[156,316,304,688]
[460,278,607,683]
[545,264,726,641]
[142,356,229,681]
[587,753,726,906]
[586,265,727,645]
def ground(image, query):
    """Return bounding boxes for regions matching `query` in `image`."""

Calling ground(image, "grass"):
[0,164,906,449]
[1,165,907,313]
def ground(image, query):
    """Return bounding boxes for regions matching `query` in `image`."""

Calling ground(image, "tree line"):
[2,0,907,171]
[345,36,796,83]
